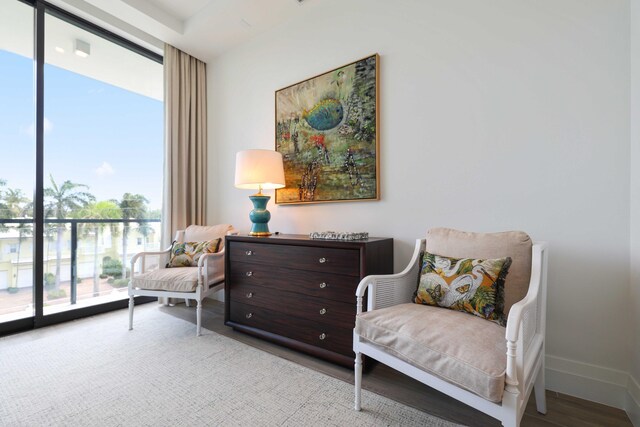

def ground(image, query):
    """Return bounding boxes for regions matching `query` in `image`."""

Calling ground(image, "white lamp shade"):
[235,149,286,190]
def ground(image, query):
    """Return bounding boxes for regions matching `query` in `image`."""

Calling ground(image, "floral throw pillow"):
[167,239,222,268]
[413,251,512,325]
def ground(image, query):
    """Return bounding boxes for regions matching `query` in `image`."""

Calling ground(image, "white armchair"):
[128,224,236,336]
[353,228,548,427]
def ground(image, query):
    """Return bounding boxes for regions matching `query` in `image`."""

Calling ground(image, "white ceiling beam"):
[121,0,184,34]
[47,0,165,53]
[60,0,184,38]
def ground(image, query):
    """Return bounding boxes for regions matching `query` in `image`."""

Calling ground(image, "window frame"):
[0,0,161,336]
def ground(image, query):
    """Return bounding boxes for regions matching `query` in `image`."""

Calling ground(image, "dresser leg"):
[354,351,363,411]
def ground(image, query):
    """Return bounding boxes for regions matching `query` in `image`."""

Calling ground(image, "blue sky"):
[0,50,163,212]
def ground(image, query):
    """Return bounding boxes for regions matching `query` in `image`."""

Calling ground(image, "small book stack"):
[309,231,369,241]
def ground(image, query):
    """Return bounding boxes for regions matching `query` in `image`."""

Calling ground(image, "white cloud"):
[95,161,115,176]
[24,117,53,137]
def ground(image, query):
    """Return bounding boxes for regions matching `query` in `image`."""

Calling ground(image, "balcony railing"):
[0,218,161,309]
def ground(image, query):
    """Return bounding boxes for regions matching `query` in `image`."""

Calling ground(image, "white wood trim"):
[545,355,628,409]
[627,375,640,426]
[546,354,629,386]
[630,374,640,406]
[128,281,223,300]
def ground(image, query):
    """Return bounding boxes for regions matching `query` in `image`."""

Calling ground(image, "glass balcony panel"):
[41,220,160,315]
[0,225,35,322]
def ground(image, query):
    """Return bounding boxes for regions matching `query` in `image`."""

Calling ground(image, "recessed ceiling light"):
[74,39,90,58]
[54,46,65,54]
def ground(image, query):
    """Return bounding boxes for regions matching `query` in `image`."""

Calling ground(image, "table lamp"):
[234,149,286,236]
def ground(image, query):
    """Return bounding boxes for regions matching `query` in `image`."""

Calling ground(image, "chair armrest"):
[504,242,548,395]
[130,247,172,275]
[198,247,225,286]
[356,239,424,314]
[505,243,548,342]
[130,248,171,264]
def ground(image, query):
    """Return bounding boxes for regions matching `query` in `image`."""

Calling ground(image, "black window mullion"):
[33,0,45,326]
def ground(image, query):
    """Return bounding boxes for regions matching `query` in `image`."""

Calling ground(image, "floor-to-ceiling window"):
[0,0,35,322]
[0,0,163,332]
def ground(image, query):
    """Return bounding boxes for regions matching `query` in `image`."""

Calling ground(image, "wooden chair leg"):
[354,351,363,411]
[196,299,202,337]
[534,363,547,414]
[128,295,134,330]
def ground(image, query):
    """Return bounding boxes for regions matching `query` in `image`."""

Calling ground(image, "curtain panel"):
[162,44,207,247]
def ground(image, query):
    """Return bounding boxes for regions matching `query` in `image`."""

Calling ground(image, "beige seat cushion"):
[355,303,507,402]
[426,228,532,316]
[184,224,233,249]
[131,267,199,292]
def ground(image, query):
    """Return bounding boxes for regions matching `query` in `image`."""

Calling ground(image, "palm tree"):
[118,193,148,279]
[137,223,154,251]
[4,188,31,286]
[0,179,9,233]
[44,175,95,290]
[79,201,122,296]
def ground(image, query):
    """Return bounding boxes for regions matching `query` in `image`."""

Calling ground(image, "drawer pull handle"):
[245,250,253,256]
[246,292,253,298]
[319,308,327,315]
[319,282,327,289]
[246,271,253,277]
[246,313,253,319]
[319,333,326,340]
[319,257,327,264]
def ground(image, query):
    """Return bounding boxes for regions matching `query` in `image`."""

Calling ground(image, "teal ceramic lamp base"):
[248,194,272,236]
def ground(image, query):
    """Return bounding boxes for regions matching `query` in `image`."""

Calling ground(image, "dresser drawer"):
[229,242,360,276]
[229,301,353,356]
[229,283,356,329]
[229,261,358,303]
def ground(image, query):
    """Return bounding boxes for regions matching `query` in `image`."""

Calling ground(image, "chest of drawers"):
[224,234,393,367]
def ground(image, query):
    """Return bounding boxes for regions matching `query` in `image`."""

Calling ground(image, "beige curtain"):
[162,44,208,248]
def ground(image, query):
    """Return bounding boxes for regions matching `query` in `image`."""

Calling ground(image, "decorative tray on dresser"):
[224,234,393,367]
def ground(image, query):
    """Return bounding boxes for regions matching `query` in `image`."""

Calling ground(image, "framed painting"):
[275,54,379,204]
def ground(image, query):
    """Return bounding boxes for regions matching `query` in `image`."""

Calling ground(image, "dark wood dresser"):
[224,234,393,367]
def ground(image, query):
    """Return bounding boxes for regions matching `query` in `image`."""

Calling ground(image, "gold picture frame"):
[275,54,379,205]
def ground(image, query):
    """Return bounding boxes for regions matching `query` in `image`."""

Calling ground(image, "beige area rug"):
[0,304,460,427]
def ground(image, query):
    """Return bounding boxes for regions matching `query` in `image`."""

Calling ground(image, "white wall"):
[208,0,631,408]
[630,0,640,423]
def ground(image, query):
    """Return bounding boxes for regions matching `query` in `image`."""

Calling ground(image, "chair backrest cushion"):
[426,228,532,317]
[414,251,512,325]
[167,239,222,267]
[182,224,233,249]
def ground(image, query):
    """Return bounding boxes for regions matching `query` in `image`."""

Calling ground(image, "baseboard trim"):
[627,375,640,426]
[545,354,628,409]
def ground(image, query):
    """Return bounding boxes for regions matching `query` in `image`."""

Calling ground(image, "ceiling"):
[1,0,163,100]
[48,0,322,62]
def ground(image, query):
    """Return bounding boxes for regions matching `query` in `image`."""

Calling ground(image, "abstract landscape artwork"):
[275,54,379,204]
